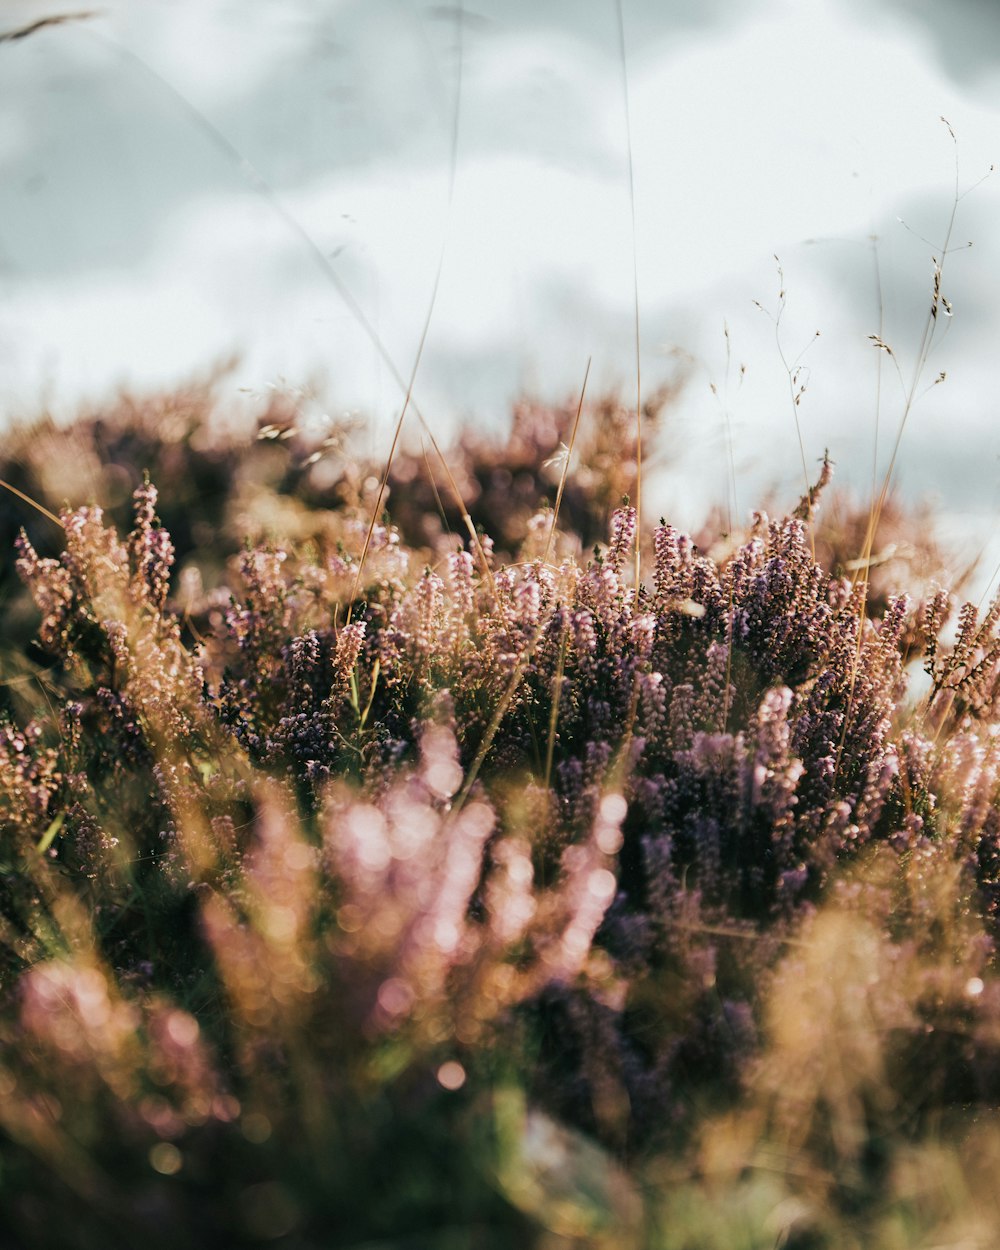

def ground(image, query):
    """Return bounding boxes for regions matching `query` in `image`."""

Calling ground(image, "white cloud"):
[2,0,999,527]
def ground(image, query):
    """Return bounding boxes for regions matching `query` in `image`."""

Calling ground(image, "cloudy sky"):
[1,0,998,535]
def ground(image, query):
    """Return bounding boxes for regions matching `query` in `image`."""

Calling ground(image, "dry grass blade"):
[541,362,636,804]
[543,626,569,794]
[330,4,482,620]
[419,422,500,604]
[346,408,408,621]
[345,211,454,622]
[90,23,493,612]
[615,0,642,597]
[830,237,889,776]
[835,121,988,780]
[450,633,537,820]
[0,479,64,529]
[715,321,741,732]
[542,357,590,569]
[755,258,821,560]
[453,358,593,814]
[0,11,100,44]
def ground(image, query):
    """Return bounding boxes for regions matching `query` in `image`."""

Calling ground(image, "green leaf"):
[35,811,64,856]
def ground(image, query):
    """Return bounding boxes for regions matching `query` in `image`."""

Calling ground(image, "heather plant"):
[4,372,945,678]
[5,419,1000,1247]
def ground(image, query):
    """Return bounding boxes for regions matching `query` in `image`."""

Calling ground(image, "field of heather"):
[2,382,1000,1249]
[5,5,1000,1248]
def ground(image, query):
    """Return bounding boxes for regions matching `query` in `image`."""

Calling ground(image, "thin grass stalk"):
[854,118,988,574]
[454,357,596,813]
[420,438,451,540]
[771,261,819,561]
[0,11,98,44]
[450,638,541,819]
[717,322,740,732]
[535,361,592,811]
[542,357,591,570]
[88,23,494,616]
[836,121,978,777]
[831,236,889,776]
[543,625,570,794]
[615,0,642,597]
[0,480,64,530]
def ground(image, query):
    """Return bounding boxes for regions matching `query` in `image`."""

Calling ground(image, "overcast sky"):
[1,0,999,535]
